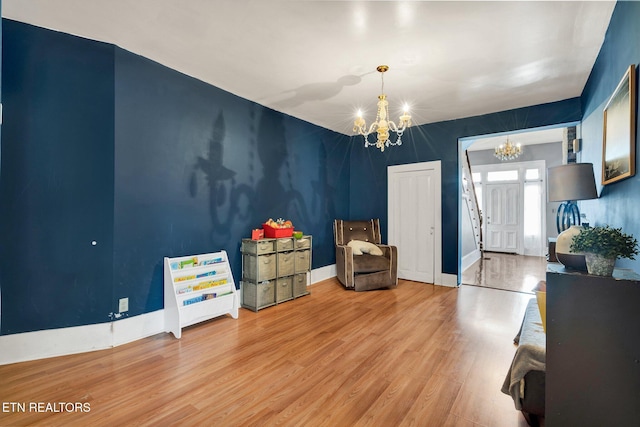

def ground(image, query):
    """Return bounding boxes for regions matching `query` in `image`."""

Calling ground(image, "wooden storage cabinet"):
[546,263,640,426]
[241,235,312,311]
[164,250,239,339]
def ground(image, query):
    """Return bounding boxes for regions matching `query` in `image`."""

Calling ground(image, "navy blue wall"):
[1,20,115,334]
[2,0,636,334]
[113,48,350,317]
[349,98,582,274]
[0,20,350,333]
[580,1,640,272]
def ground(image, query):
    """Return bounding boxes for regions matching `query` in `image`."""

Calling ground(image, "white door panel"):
[388,162,440,284]
[485,183,520,253]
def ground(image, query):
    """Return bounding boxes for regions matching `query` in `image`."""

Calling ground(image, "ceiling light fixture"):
[353,65,411,152]
[494,137,522,161]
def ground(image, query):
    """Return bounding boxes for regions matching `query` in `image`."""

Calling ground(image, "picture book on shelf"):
[170,256,224,270]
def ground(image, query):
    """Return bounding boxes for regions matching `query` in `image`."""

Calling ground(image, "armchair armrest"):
[377,244,398,287]
[335,245,355,288]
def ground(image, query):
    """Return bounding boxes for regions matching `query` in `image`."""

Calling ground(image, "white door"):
[388,163,439,283]
[485,183,520,253]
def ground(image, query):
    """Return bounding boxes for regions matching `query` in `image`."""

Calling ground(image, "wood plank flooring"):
[461,252,546,294]
[0,279,533,426]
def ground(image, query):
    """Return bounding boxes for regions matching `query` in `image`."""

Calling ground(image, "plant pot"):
[584,253,616,276]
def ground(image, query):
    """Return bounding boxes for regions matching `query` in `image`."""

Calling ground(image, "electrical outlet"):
[118,298,129,313]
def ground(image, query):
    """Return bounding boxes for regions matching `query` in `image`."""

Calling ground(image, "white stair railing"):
[462,151,483,253]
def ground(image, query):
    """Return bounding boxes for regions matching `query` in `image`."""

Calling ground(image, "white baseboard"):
[461,249,481,271]
[311,264,336,284]
[0,264,456,365]
[112,310,165,347]
[0,323,111,366]
[0,266,337,366]
[0,310,164,366]
[438,273,459,287]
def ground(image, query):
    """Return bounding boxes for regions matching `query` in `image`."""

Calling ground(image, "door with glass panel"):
[485,182,520,253]
[470,161,545,257]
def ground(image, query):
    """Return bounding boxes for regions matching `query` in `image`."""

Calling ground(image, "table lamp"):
[547,163,598,233]
[547,163,598,270]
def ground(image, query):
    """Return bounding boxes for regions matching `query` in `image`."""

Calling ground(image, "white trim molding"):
[0,266,337,365]
[462,249,482,272]
[311,264,336,284]
[0,310,164,366]
[439,273,460,287]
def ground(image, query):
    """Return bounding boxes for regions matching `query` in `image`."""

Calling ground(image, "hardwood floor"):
[0,279,533,426]
[461,252,546,294]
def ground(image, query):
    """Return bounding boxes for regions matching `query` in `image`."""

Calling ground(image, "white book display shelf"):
[164,250,239,338]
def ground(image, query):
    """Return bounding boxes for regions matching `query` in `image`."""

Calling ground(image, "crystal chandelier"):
[494,137,522,161]
[353,65,411,152]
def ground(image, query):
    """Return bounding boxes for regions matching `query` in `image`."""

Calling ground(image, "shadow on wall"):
[189,111,251,239]
[188,108,338,262]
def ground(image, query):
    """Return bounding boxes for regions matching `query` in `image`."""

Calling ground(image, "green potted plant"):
[570,225,639,276]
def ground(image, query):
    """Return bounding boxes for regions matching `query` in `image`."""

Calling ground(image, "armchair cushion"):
[347,240,383,256]
[353,254,390,273]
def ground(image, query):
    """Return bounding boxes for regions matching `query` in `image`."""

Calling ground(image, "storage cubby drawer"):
[294,236,311,249]
[243,253,277,281]
[242,280,275,311]
[241,239,276,255]
[293,273,308,297]
[276,238,294,252]
[294,250,310,273]
[276,276,293,303]
[277,251,295,277]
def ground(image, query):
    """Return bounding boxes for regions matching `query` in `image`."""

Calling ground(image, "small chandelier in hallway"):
[494,137,522,161]
[353,65,411,153]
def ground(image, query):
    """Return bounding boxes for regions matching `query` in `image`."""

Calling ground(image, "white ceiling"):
[2,1,616,139]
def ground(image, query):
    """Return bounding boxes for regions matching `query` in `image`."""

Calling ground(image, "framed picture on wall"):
[602,64,636,185]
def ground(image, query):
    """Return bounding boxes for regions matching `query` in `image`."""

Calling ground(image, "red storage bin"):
[263,223,293,238]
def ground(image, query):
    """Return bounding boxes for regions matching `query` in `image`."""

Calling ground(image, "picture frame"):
[602,64,636,185]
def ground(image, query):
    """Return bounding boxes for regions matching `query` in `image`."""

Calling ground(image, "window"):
[486,170,518,182]
[525,168,540,180]
[523,181,543,256]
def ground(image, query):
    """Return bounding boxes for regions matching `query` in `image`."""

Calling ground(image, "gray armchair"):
[333,219,398,291]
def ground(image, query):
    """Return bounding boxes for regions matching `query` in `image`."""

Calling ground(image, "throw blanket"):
[501,298,546,410]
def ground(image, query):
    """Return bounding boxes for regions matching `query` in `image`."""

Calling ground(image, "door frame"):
[470,160,547,257]
[388,161,445,286]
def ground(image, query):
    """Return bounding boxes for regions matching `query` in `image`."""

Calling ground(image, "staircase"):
[461,151,483,268]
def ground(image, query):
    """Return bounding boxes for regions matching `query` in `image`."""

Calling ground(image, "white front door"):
[485,183,520,253]
[388,162,440,283]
